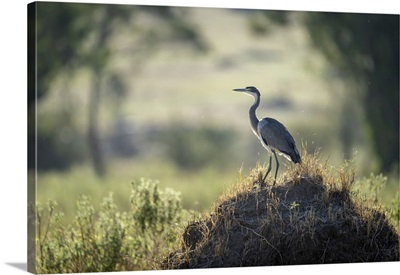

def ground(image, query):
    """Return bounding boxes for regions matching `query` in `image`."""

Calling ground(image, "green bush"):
[36,178,187,273]
[353,173,400,230]
[160,124,236,170]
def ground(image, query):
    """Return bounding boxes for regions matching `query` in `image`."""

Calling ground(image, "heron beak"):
[233,88,247,92]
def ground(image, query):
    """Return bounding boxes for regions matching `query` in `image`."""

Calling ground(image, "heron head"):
[233,86,260,97]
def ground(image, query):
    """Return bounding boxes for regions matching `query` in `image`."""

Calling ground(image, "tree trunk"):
[86,8,114,177]
[88,68,106,177]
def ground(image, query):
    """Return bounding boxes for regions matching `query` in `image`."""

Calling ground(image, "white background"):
[0,0,398,274]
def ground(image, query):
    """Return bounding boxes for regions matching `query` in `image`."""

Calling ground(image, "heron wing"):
[257,118,301,163]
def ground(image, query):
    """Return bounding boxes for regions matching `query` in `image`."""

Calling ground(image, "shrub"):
[160,124,236,170]
[35,178,186,273]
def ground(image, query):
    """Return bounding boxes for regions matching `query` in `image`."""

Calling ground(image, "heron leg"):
[262,155,272,185]
[273,151,279,185]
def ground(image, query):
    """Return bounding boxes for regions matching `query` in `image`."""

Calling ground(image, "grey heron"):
[234,86,301,185]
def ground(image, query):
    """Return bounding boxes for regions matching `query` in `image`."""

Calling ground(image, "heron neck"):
[249,95,260,136]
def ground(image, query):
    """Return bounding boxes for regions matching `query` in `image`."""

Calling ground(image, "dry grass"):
[163,149,399,268]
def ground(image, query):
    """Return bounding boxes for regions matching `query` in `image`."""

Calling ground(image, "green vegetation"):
[36,159,233,225]
[160,123,236,170]
[35,151,399,273]
[35,178,192,273]
[29,2,207,174]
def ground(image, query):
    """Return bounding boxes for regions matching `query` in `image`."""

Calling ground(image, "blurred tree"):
[28,3,207,176]
[304,13,399,173]
[250,11,399,172]
[28,3,94,172]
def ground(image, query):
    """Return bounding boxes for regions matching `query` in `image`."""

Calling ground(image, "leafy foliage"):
[304,13,399,172]
[30,3,207,107]
[35,178,186,273]
[29,2,208,173]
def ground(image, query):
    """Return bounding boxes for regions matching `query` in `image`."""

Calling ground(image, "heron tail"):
[291,148,301,164]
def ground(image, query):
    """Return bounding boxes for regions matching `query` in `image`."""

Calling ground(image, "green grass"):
[37,159,236,225]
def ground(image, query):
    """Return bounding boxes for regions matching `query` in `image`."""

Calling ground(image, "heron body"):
[234,86,301,185]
